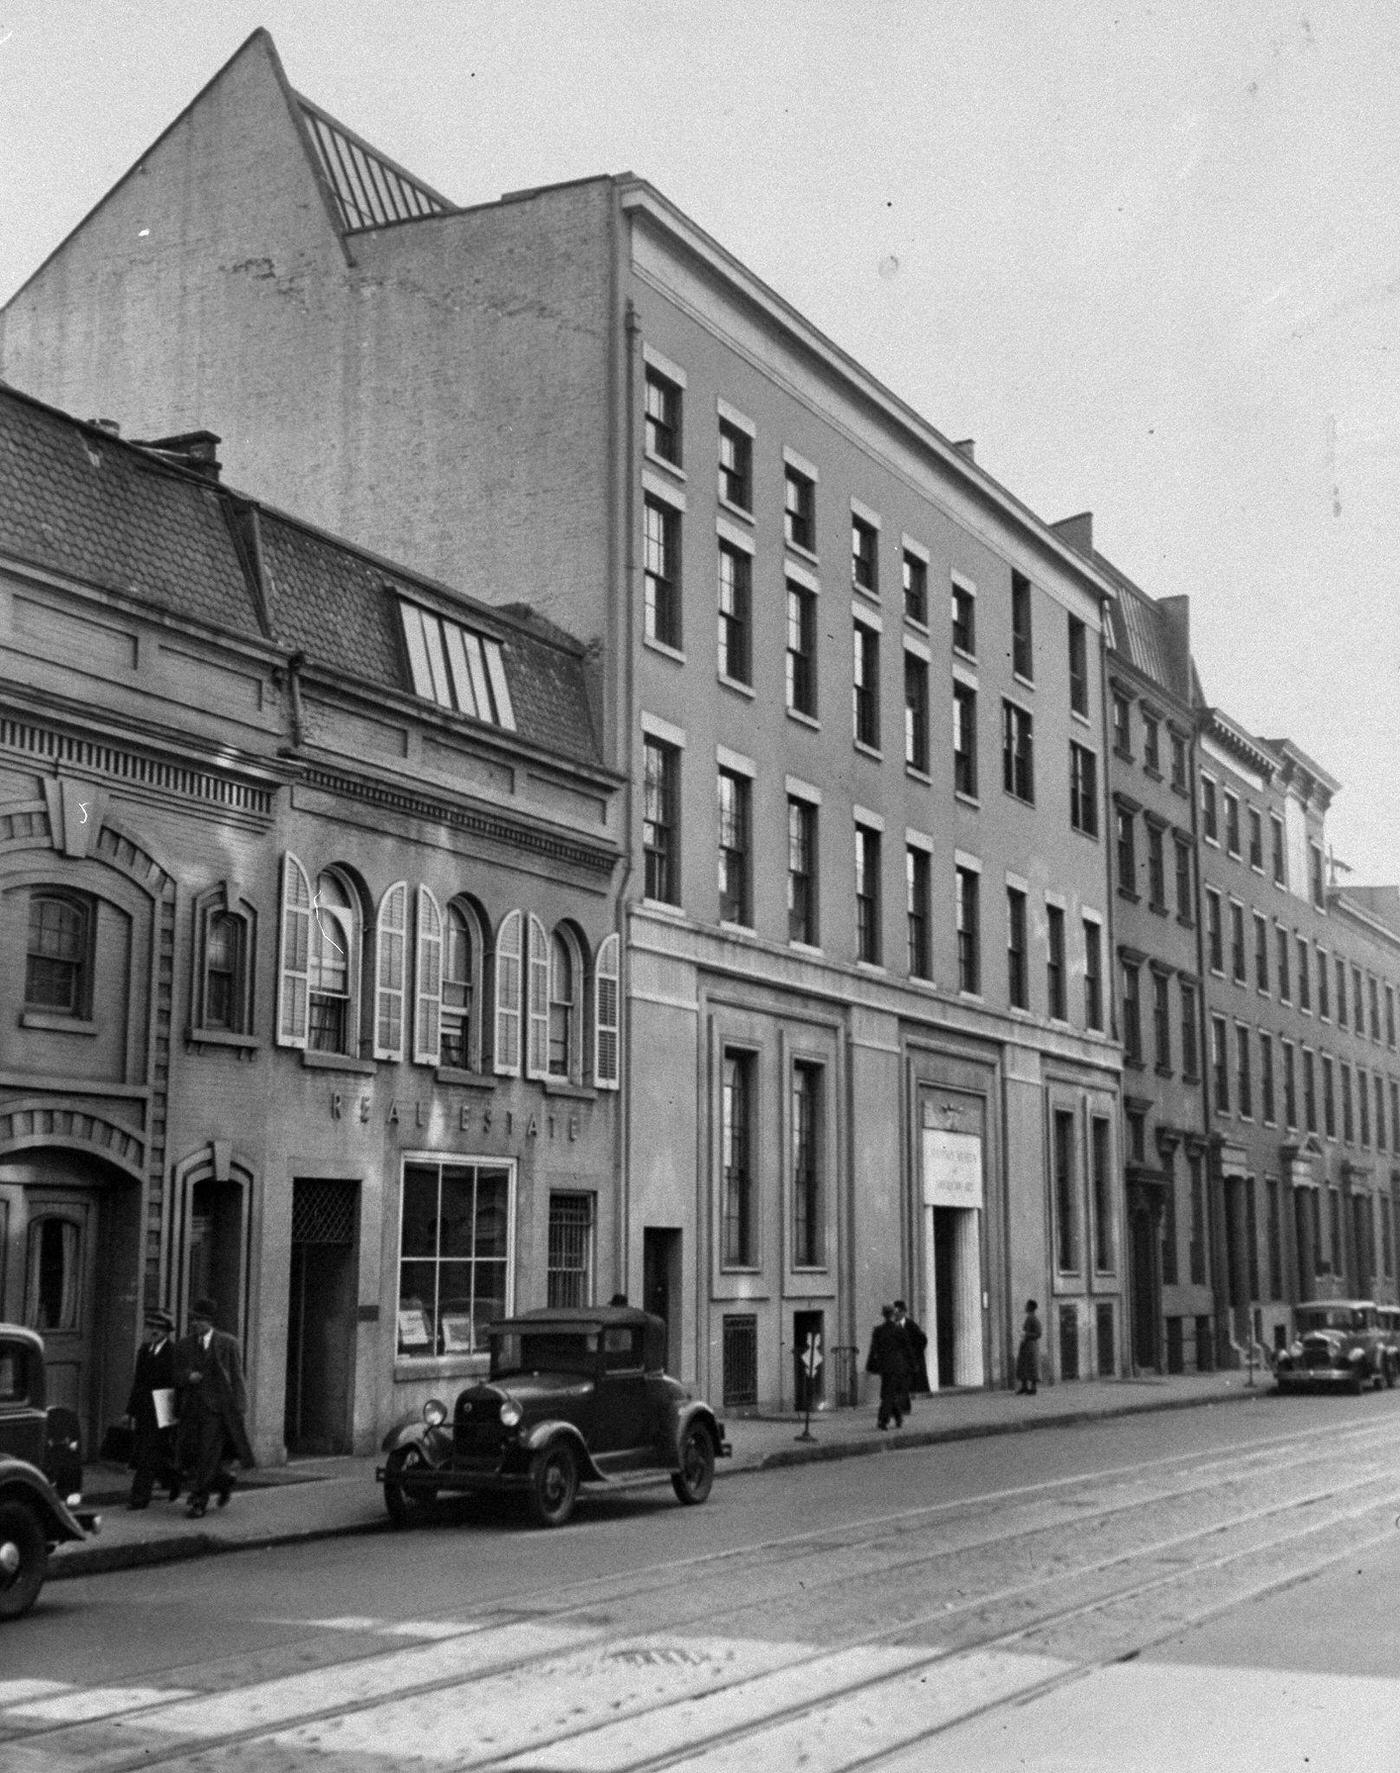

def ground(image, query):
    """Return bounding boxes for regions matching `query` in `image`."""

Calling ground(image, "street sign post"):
[795,1333,822,1442]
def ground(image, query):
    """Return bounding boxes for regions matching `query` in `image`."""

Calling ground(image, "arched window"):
[309,870,356,1054]
[548,930,576,1078]
[203,911,244,1030]
[442,900,484,1071]
[25,892,90,1016]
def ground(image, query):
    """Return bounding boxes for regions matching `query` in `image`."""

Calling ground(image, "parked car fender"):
[672,1400,724,1464]
[379,1415,439,1456]
[522,1420,606,1483]
[0,1459,91,1546]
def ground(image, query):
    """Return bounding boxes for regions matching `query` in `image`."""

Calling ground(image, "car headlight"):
[1288,1341,1303,1357]
[423,1398,447,1426]
[499,1400,523,1428]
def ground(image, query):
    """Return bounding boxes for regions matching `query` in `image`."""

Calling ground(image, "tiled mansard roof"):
[0,381,601,767]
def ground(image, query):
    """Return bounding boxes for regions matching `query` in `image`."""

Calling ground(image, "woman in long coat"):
[1015,1299,1042,1395]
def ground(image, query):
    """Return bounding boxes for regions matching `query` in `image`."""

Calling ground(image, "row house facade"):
[0,29,1130,1406]
[1053,517,1216,1375]
[1194,721,1400,1357]
[0,383,623,1461]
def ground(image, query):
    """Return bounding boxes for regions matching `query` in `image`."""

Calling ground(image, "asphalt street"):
[6,1393,1400,1770]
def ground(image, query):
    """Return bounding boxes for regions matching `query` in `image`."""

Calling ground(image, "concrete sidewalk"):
[51,1369,1271,1581]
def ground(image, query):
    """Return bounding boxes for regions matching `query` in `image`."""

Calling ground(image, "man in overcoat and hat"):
[125,1306,181,1509]
[865,1304,913,1430]
[175,1296,253,1517]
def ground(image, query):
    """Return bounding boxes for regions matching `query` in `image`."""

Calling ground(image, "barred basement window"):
[546,1194,595,1308]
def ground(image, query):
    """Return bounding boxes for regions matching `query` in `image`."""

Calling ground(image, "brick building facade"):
[0,384,622,1460]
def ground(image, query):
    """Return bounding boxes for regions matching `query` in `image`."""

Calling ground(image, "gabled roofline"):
[2,30,351,306]
[617,178,1119,607]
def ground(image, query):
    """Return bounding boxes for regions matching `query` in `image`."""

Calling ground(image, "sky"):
[2,0,1398,880]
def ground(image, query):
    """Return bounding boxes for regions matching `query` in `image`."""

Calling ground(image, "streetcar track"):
[19,1415,1397,1724]
[11,1418,1400,1772]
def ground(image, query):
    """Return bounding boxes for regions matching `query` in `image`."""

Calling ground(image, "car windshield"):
[1298,1308,1369,1333]
[490,1329,599,1378]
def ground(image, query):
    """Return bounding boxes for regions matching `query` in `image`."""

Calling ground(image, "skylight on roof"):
[300,102,450,234]
[398,602,516,731]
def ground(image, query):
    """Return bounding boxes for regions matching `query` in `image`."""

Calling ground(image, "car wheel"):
[1387,1360,1398,1391]
[0,1501,49,1622]
[528,1443,579,1528]
[671,1423,715,1506]
[383,1447,437,1527]
[1349,1369,1365,1396]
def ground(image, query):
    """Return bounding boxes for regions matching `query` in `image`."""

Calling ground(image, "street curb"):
[51,1516,391,1581]
[49,1383,1271,1580]
[749,1383,1270,1469]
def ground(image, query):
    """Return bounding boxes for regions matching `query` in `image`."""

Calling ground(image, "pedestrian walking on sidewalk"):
[1015,1299,1042,1395]
[124,1308,181,1509]
[892,1300,929,1408]
[866,1305,912,1429]
[175,1297,253,1518]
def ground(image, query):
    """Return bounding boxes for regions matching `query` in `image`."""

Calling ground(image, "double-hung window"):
[642,737,680,904]
[956,865,980,995]
[1011,571,1033,679]
[786,580,817,717]
[852,512,878,595]
[904,651,929,773]
[953,682,978,798]
[907,845,931,980]
[853,619,880,750]
[855,823,881,965]
[903,549,928,625]
[1002,701,1034,802]
[1007,886,1029,1010]
[717,419,751,510]
[717,540,752,685]
[1047,904,1067,1021]
[643,496,680,648]
[717,768,751,926]
[784,463,816,552]
[1070,743,1097,835]
[644,365,682,465]
[787,796,818,947]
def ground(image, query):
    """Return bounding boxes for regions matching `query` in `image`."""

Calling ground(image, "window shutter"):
[594,932,621,1089]
[277,851,312,1050]
[526,914,550,1079]
[373,881,408,1060]
[493,909,522,1076]
[413,886,443,1066]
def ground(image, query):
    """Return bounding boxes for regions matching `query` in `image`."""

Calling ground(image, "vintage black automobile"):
[0,1324,99,1620]
[377,1306,730,1528]
[1275,1300,1394,1394]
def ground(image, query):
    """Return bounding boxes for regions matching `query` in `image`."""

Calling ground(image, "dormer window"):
[397,601,516,730]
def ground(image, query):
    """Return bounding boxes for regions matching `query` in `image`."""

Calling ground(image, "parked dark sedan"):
[1275,1300,1393,1394]
[378,1306,730,1528]
[0,1325,99,1620]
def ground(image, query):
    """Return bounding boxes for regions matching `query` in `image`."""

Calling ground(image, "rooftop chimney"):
[132,429,223,482]
[1051,512,1094,556]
